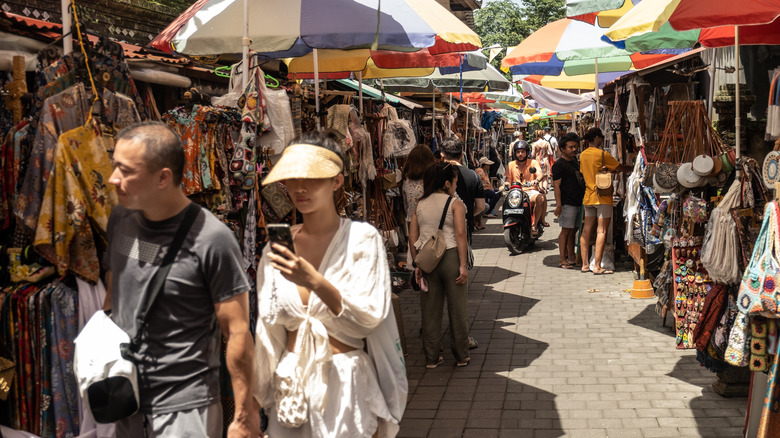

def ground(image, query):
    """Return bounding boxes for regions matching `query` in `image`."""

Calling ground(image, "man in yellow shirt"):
[505,140,548,235]
[579,128,632,274]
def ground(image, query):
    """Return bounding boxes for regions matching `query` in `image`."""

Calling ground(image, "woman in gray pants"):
[409,162,471,368]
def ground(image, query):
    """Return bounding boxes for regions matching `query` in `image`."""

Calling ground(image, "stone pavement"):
[396,203,747,438]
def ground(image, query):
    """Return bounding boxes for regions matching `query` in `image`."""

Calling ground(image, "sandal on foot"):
[580,268,591,274]
[426,357,444,369]
[468,337,479,349]
[593,269,614,275]
[456,358,471,367]
[559,263,573,269]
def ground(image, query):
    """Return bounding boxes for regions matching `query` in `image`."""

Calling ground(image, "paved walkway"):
[396,202,746,437]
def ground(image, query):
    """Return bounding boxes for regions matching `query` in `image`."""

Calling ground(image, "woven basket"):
[655,163,679,190]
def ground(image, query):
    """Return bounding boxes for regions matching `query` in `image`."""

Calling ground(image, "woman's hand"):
[455,265,468,285]
[268,243,322,291]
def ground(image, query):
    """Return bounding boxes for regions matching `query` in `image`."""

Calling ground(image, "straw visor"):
[262,144,344,185]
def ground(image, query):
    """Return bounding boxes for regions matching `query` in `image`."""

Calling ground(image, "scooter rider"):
[504,140,548,236]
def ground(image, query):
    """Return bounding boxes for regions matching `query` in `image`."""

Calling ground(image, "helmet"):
[512,140,530,153]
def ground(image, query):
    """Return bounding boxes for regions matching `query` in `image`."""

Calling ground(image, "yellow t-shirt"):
[579,147,620,205]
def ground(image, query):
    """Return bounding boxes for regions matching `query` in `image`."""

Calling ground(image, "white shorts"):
[584,204,612,219]
[265,349,395,437]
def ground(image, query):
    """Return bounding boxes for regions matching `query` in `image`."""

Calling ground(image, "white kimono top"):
[253,219,407,437]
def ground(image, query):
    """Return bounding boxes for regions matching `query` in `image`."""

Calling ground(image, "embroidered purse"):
[262,182,294,220]
[273,310,312,428]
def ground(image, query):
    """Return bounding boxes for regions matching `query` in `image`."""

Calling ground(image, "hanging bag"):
[415,197,453,273]
[74,203,200,424]
[736,202,780,315]
[595,150,613,197]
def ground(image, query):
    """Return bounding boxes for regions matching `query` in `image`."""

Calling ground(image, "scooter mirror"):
[529,167,537,174]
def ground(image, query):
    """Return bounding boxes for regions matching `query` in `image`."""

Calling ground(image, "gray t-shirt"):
[106,203,250,414]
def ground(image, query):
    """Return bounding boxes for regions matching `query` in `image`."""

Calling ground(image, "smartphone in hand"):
[267,223,295,255]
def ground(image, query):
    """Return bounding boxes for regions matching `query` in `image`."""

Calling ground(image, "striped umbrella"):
[151,0,480,56]
[566,0,640,28]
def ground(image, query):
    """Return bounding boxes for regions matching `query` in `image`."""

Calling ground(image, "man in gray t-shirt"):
[105,122,258,437]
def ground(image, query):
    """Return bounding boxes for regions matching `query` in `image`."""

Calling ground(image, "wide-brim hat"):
[262,143,343,185]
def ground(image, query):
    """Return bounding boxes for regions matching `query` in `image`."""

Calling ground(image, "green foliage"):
[475,0,565,78]
[522,0,566,32]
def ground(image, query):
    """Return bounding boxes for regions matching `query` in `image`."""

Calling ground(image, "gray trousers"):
[115,402,222,438]
[420,248,470,364]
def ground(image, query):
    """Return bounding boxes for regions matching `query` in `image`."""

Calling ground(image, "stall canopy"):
[521,80,595,112]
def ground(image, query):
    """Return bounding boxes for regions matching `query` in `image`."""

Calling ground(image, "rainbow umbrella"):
[502,19,674,76]
[599,0,780,158]
[152,0,481,124]
[502,18,674,114]
[566,0,639,28]
[151,0,480,56]
[603,0,780,50]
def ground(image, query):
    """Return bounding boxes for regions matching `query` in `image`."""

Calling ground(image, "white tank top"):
[415,192,459,250]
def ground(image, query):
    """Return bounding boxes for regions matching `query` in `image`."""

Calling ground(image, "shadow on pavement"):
[396,266,564,437]
[627,303,674,337]
[667,356,747,436]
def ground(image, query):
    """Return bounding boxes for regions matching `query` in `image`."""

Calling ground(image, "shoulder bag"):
[595,150,613,197]
[415,196,453,273]
[74,203,200,424]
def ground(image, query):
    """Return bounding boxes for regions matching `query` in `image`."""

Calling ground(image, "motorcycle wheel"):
[504,227,527,255]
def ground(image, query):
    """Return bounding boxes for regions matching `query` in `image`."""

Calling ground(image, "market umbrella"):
[379,63,511,94]
[599,0,780,160]
[502,19,674,75]
[502,19,674,115]
[284,48,487,78]
[151,0,480,56]
[565,0,639,28]
[516,70,631,90]
[152,0,481,127]
[602,0,780,50]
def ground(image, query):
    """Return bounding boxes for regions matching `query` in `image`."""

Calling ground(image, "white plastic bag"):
[589,245,615,272]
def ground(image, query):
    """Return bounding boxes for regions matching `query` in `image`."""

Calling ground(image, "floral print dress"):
[33,124,118,283]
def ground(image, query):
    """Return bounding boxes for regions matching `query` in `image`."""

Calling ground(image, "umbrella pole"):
[432,91,436,148]
[734,26,741,166]
[449,92,452,134]
[61,0,72,54]
[357,70,364,120]
[708,51,717,121]
[594,58,600,124]
[241,0,249,89]
[314,48,321,131]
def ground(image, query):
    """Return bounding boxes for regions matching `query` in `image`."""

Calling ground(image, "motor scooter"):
[502,169,544,255]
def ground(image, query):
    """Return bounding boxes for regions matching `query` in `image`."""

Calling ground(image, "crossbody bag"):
[74,203,200,424]
[415,196,453,273]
